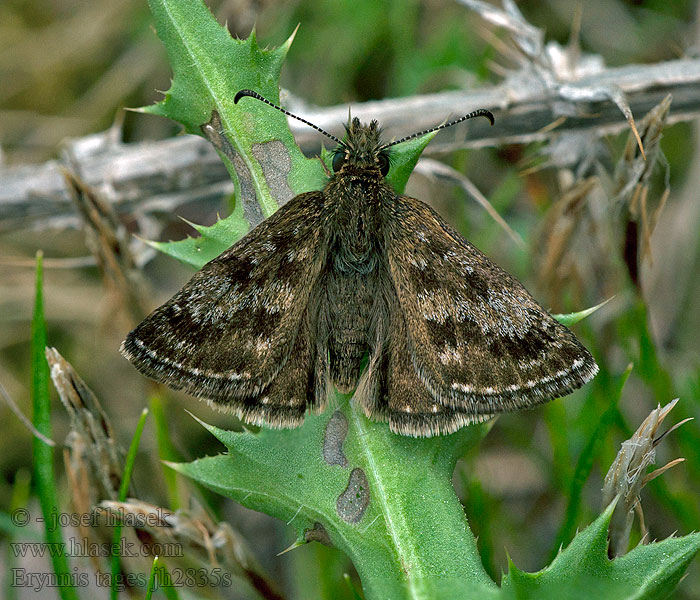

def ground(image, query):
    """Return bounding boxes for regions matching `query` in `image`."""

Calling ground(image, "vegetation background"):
[0,0,698,598]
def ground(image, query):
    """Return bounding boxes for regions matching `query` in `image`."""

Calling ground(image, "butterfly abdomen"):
[325,257,386,390]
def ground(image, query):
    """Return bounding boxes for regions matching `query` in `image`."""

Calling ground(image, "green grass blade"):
[31,251,79,600]
[144,556,159,600]
[155,563,180,600]
[343,572,363,600]
[110,408,149,600]
[552,297,612,326]
[10,467,31,512]
[149,394,182,510]
[119,408,149,501]
[4,468,32,600]
[550,364,633,559]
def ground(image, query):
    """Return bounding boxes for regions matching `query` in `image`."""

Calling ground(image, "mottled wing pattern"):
[384,195,598,417]
[356,294,494,437]
[121,191,328,426]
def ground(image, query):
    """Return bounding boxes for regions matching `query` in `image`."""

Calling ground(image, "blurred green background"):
[1,0,699,598]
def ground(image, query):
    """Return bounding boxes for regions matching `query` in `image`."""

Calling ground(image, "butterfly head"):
[332,117,390,177]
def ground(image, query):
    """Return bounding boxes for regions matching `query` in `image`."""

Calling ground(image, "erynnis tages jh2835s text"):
[121,90,598,437]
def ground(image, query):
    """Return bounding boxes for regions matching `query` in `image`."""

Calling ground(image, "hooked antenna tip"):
[234,89,257,104]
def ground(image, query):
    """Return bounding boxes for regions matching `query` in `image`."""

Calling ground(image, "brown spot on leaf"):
[252,140,294,206]
[323,410,348,467]
[337,468,369,523]
[201,111,264,228]
[304,522,332,546]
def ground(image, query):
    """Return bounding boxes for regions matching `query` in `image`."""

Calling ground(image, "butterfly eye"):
[378,153,390,176]
[332,151,345,173]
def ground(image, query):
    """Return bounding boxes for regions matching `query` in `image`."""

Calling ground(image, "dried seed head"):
[603,398,690,556]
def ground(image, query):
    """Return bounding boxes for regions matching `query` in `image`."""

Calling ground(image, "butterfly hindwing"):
[353,272,494,437]
[121,191,328,422]
[384,195,598,416]
[384,306,494,436]
[231,309,322,427]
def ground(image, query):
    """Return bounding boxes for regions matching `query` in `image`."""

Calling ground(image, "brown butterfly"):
[121,90,597,436]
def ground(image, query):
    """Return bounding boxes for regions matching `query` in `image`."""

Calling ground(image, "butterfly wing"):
[121,191,328,426]
[384,195,598,417]
[355,297,494,437]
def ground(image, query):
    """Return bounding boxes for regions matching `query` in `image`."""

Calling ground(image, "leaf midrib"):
[350,408,428,600]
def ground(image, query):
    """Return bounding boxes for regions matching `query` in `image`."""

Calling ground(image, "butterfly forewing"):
[121,191,328,417]
[384,194,598,415]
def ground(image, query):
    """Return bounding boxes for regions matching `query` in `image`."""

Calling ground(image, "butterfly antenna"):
[234,89,342,145]
[379,108,495,150]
